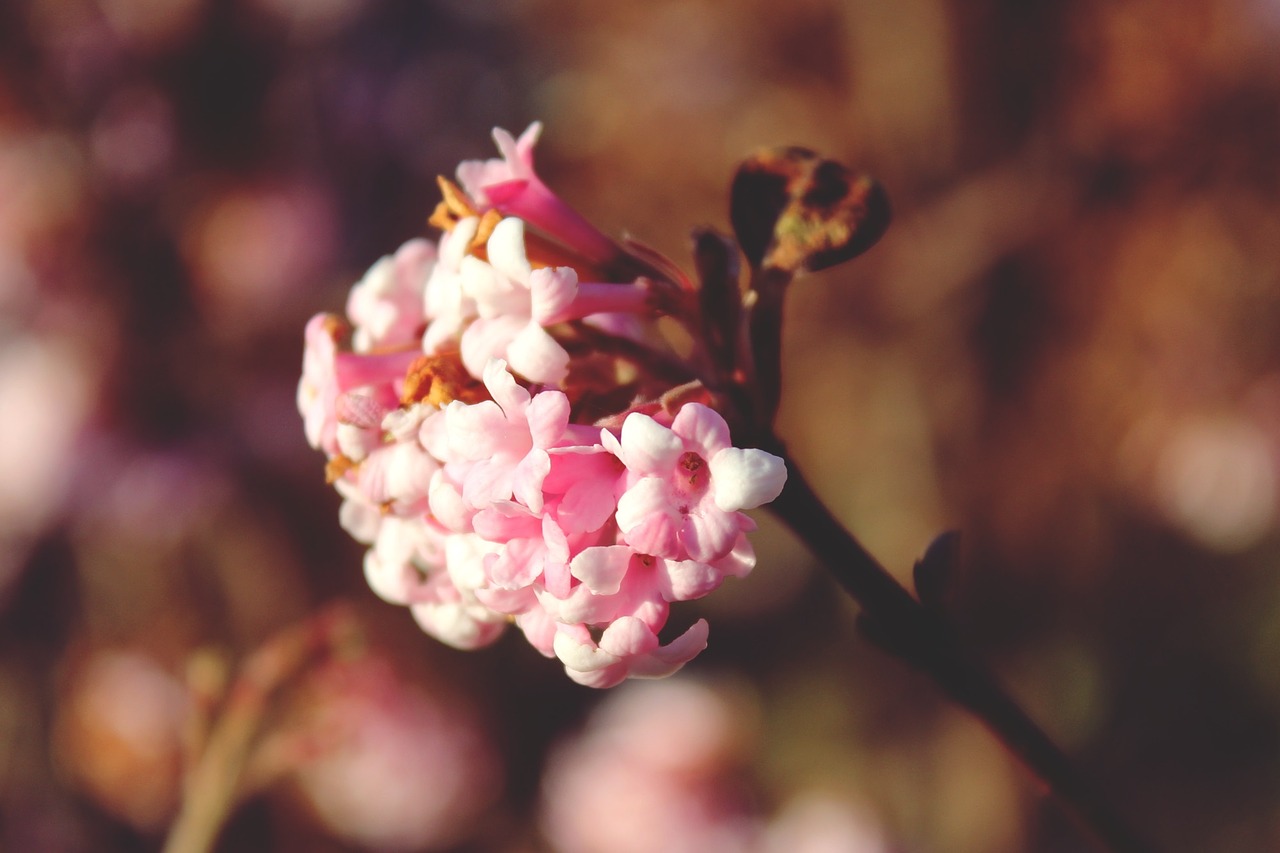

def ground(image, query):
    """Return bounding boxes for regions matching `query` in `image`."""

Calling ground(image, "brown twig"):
[756,432,1156,853]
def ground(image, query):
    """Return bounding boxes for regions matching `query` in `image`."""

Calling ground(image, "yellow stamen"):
[428,177,479,233]
[324,455,355,484]
[401,353,488,407]
[471,210,503,256]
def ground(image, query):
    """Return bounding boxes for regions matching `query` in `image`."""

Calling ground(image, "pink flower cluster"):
[298,125,786,687]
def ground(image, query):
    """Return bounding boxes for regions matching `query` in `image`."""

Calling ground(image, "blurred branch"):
[758,431,1154,853]
[162,604,361,853]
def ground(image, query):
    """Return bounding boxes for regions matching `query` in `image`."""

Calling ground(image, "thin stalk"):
[162,606,359,853]
[743,265,792,424]
[758,432,1155,853]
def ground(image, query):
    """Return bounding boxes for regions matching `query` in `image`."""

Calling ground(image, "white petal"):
[619,413,683,474]
[506,322,569,385]
[363,548,413,605]
[710,447,787,512]
[529,266,578,323]
[553,628,617,672]
[569,545,633,595]
[486,217,533,282]
[439,216,478,268]
[481,358,530,414]
[461,315,524,380]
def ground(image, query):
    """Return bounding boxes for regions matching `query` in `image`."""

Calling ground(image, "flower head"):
[299,123,787,687]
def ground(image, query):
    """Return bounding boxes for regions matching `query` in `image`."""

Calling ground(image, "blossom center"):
[673,451,710,510]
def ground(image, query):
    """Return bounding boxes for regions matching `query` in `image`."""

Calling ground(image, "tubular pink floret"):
[543,282,653,325]
[483,180,624,268]
[457,123,623,267]
[333,350,421,392]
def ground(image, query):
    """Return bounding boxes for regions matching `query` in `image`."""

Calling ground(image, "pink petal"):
[410,597,506,650]
[447,399,508,459]
[507,122,542,170]
[427,470,472,533]
[599,427,623,458]
[392,236,436,282]
[711,533,757,579]
[525,390,570,448]
[598,616,661,658]
[616,478,681,556]
[461,254,524,319]
[375,442,437,508]
[474,582,533,616]
[472,502,540,542]
[515,606,559,658]
[563,663,628,689]
[538,584,613,625]
[417,405,451,459]
[542,514,571,565]
[511,447,551,512]
[335,421,379,462]
[486,537,544,589]
[630,619,710,676]
[438,216,479,268]
[443,532,500,591]
[478,178,531,208]
[680,507,740,562]
[337,490,381,544]
[657,558,722,601]
[553,462,619,533]
[461,457,514,508]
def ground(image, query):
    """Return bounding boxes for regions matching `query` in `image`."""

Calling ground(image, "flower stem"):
[758,432,1154,853]
[744,266,792,425]
[162,606,360,853]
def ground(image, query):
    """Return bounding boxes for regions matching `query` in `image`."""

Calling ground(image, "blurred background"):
[2,0,1280,850]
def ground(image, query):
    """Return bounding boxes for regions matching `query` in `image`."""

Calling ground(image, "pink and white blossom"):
[552,617,710,689]
[409,571,508,651]
[300,123,789,688]
[606,404,786,562]
[458,220,578,384]
[298,313,345,455]
[428,216,650,385]
[422,215,480,356]
[346,238,434,352]
[437,359,569,511]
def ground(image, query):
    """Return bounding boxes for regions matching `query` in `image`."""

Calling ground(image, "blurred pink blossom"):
[53,650,189,832]
[540,678,757,852]
[292,656,501,851]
